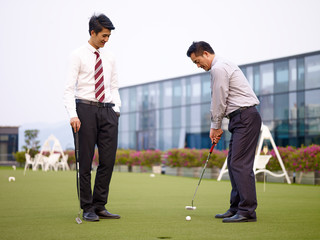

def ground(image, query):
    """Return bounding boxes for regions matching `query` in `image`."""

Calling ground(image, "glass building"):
[0,127,19,162]
[118,51,320,151]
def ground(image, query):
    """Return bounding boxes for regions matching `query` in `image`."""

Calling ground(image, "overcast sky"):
[1,0,320,127]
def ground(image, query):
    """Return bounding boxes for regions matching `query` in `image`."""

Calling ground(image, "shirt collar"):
[211,55,218,68]
[86,42,99,53]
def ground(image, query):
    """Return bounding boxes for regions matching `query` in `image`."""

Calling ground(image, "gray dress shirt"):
[210,55,260,129]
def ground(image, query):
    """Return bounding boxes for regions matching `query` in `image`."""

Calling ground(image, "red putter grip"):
[209,144,215,153]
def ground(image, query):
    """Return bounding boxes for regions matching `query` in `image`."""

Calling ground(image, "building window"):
[274,93,289,120]
[297,58,305,90]
[305,89,320,118]
[172,79,182,107]
[274,60,289,93]
[260,63,274,95]
[259,95,274,121]
[289,59,297,91]
[305,54,320,89]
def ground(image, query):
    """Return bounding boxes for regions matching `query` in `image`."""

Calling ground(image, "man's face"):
[90,27,111,49]
[190,52,212,71]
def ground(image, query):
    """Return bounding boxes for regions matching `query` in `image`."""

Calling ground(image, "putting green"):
[0,168,319,240]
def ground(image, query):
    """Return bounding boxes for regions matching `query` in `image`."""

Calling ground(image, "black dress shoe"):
[223,214,256,223]
[215,210,236,219]
[83,211,99,222]
[95,209,121,219]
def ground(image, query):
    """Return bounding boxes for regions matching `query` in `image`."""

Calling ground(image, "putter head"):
[76,217,82,224]
[185,206,196,210]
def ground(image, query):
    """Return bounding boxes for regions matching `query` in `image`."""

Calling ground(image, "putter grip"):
[75,132,79,154]
[209,144,215,153]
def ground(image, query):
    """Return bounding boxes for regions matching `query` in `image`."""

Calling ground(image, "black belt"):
[76,99,115,108]
[226,106,254,119]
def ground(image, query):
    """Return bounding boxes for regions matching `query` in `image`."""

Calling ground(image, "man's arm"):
[210,67,229,129]
[209,66,229,143]
[63,53,81,132]
[110,57,121,115]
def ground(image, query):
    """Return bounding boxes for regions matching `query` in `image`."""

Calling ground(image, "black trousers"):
[227,106,261,218]
[75,102,119,212]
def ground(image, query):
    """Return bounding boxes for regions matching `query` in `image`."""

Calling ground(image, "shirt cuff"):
[68,110,78,119]
[211,121,222,129]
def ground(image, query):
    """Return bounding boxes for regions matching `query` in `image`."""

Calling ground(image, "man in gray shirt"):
[187,41,262,223]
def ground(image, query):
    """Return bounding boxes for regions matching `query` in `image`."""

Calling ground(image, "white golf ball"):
[150,174,155,178]
[8,176,15,182]
[186,216,191,221]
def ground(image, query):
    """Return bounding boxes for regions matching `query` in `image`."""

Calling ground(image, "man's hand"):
[70,117,81,133]
[210,128,224,144]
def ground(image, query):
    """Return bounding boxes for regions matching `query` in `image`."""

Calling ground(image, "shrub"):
[116,149,134,165]
[166,149,183,167]
[13,151,26,166]
[64,150,75,165]
[268,146,297,171]
[269,145,320,172]
[166,148,228,168]
[129,151,142,166]
[299,145,320,172]
[141,150,162,167]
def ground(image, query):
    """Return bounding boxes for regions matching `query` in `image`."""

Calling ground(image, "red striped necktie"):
[94,51,105,103]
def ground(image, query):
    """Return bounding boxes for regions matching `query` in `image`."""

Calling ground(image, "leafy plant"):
[22,129,40,157]
[13,151,26,166]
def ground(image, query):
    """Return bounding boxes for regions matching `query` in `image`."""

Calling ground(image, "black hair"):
[186,41,215,57]
[89,13,115,35]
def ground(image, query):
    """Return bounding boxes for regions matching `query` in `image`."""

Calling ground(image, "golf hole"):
[157,237,172,239]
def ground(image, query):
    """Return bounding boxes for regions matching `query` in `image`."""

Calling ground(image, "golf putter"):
[185,143,216,210]
[75,132,82,224]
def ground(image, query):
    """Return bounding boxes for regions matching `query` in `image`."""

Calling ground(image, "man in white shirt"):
[64,13,121,222]
[187,41,262,223]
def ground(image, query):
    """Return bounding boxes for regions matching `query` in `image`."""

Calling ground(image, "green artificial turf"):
[0,168,319,240]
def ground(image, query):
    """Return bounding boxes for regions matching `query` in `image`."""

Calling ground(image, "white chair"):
[44,153,61,171]
[24,153,35,175]
[56,154,70,171]
[33,154,45,171]
[254,155,272,192]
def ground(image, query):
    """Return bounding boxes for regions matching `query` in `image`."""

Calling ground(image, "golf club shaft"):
[191,143,215,207]
[75,132,81,217]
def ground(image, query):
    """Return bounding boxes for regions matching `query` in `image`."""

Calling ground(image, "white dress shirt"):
[64,42,121,119]
[210,55,260,129]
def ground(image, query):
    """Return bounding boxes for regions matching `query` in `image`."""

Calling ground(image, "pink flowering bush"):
[298,145,320,172]
[115,149,162,168]
[269,145,320,172]
[140,150,162,167]
[268,146,297,171]
[64,150,75,165]
[129,151,142,166]
[116,149,136,165]
[207,149,228,168]
[114,145,320,172]
[166,148,184,167]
